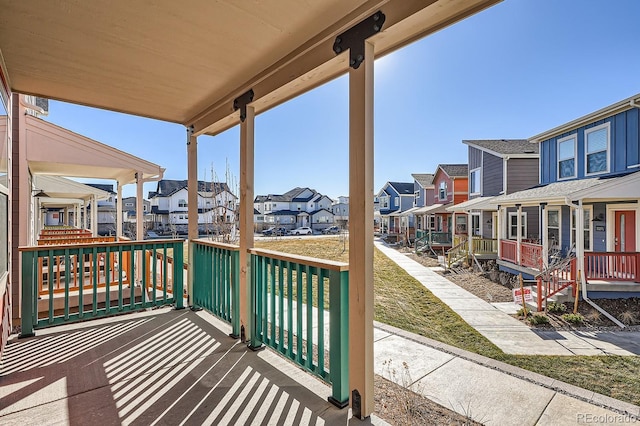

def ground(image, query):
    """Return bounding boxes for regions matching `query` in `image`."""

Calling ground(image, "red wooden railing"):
[520,242,543,269]
[536,258,577,311]
[584,252,639,282]
[500,240,517,263]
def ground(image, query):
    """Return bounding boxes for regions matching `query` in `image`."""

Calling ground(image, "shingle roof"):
[154,179,231,197]
[87,183,115,193]
[411,173,434,187]
[388,182,414,194]
[463,139,539,156]
[438,164,468,178]
[255,187,320,203]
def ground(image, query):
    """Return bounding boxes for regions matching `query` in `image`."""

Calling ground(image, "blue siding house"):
[491,94,640,304]
[376,181,414,236]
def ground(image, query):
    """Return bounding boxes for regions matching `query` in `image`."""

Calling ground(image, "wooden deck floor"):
[0,308,352,425]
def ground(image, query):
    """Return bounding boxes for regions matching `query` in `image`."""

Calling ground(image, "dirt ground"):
[401,247,640,330]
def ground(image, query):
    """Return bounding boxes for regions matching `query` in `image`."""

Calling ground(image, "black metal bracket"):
[186,125,194,145]
[233,89,255,122]
[333,11,385,69]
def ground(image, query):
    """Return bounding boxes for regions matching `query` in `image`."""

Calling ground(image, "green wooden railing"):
[191,240,240,337]
[20,239,184,337]
[250,248,349,407]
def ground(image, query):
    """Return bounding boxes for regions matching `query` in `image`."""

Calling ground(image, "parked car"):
[262,226,287,236]
[290,226,313,235]
[322,225,340,235]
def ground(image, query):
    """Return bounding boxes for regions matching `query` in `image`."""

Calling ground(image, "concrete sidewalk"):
[373,321,640,425]
[375,241,640,356]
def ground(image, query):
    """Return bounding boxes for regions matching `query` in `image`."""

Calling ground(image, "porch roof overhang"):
[399,206,422,216]
[34,175,110,209]
[24,115,164,184]
[414,203,449,215]
[446,196,494,212]
[0,0,501,136]
[488,171,640,208]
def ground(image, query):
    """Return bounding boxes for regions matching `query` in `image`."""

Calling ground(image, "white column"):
[116,182,123,239]
[136,172,144,240]
[92,195,98,236]
[541,204,548,269]
[348,40,374,419]
[239,105,255,340]
[75,203,80,228]
[187,128,199,308]
[497,206,502,258]
[63,207,69,226]
[516,204,522,264]
[83,200,88,230]
[576,201,584,274]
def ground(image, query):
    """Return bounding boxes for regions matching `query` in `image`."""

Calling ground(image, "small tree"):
[536,242,576,313]
[205,161,239,244]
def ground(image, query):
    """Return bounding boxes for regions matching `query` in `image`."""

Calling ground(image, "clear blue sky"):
[20,0,640,200]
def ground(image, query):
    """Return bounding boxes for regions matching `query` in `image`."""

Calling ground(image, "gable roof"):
[255,187,321,203]
[154,179,231,197]
[437,164,468,178]
[387,182,414,195]
[86,183,115,194]
[462,139,538,157]
[411,173,434,188]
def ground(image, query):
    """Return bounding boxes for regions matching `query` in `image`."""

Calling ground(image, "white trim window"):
[547,209,561,250]
[471,213,481,236]
[557,134,577,180]
[428,215,435,230]
[414,190,420,207]
[585,123,610,175]
[178,199,187,208]
[571,206,592,251]
[380,195,389,209]
[508,212,527,239]
[394,196,399,207]
[438,181,447,200]
[470,168,481,195]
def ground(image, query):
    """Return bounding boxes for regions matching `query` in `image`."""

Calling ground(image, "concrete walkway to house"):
[375,241,640,356]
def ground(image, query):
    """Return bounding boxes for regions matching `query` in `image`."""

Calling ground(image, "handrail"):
[249,248,349,272]
[584,252,639,282]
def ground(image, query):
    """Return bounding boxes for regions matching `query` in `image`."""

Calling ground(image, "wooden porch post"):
[136,172,144,240]
[541,203,548,269]
[516,204,522,264]
[83,199,88,230]
[91,195,98,236]
[348,40,374,419]
[497,205,502,259]
[116,181,123,239]
[576,201,584,275]
[187,128,198,306]
[239,105,255,341]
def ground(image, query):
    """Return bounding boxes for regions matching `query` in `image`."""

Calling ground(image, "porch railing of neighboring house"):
[446,239,468,269]
[249,248,349,407]
[537,257,577,311]
[500,240,517,264]
[472,238,499,255]
[191,240,240,337]
[20,239,184,336]
[520,241,543,269]
[584,252,639,282]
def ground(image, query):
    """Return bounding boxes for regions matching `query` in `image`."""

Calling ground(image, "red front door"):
[614,210,636,253]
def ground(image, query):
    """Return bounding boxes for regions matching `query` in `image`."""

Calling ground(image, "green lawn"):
[254,237,640,406]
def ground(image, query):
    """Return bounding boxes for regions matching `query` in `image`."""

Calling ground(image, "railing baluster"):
[306,265,313,370]
[278,260,285,353]
[270,258,277,346]
[105,246,111,314]
[64,249,70,320]
[48,250,54,323]
[317,269,325,377]
[287,265,293,359]
[296,263,303,364]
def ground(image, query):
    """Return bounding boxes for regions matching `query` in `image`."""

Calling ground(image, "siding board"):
[482,152,503,196]
[506,158,539,193]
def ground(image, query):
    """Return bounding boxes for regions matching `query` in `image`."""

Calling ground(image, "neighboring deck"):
[0,308,349,425]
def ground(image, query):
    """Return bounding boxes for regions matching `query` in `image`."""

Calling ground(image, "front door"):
[614,210,636,252]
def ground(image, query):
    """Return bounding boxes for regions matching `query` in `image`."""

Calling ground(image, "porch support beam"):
[497,205,501,258]
[516,204,522,264]
[239,105,255,342]
[348,39,375,419]
[136,172,144,240]
[187,127,198,307]
[540,203,548,269]
[116,182,123,239]
[91,195,98,237]
[83,199,88,230]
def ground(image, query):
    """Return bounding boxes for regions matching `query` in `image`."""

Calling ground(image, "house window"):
[439,182,447,200]
[557,134,577,180]
[436,215,443,232]
[414,190,420,206]
[178,199,187,208]
[125,202,134,207]
[547,209,561,250]
[455,215,467,233]
[571,207,592,251]
[394,197,399,207]
[471,213,481,236]
[381,196,389,208]
[428,215,436,230]
[508,212,527,239]
[585,123,609,175]
[470,169,481,195]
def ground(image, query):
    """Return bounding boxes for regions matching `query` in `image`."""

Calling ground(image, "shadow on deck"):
[0,308,349,425]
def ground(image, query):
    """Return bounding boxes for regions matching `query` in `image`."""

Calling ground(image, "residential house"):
[406,173,434,236]
[121,196,152,237]
[448,139,539,238]
[332,196,349,228]
[415,164,468,250]
[149,179,237,235]
[87,183,117,235]
[254,187,335,232]
[375,181,414,236]
[490,94,640,304]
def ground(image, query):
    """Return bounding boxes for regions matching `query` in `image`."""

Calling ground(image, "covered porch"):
[489,171,640,309]
[1,0,503,420]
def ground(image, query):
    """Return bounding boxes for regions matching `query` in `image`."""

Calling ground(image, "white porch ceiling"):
[0,0,501,135]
